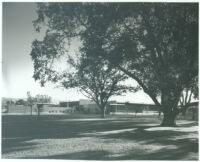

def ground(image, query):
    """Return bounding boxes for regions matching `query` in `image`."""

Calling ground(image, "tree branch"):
[118,65,161,107]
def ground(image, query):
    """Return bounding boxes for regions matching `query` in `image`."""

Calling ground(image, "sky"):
[2,2,154,104]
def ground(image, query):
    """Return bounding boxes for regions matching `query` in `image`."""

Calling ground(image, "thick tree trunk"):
[160,89,181,127]
[161,110,177,126]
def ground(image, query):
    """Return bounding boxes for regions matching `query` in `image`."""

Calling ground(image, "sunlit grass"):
[2,114,198,160]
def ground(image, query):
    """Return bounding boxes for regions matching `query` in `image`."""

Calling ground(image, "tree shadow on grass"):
[115,143,198,160]
[22,150,110,160]
[19,139,198,160]
[96,125,198,160]
[2,138,37,155]
[2,115,198,160]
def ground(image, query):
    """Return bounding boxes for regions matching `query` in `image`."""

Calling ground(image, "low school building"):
[108,102,157,114]
[4,103,73,115]
[79,99,117,114]
[39,104,74,114]
[6,104,34,114]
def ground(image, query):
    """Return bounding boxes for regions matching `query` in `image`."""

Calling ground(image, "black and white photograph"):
[1,1,199,160]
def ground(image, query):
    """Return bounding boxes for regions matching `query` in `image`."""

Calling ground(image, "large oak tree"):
[32,3,198,126]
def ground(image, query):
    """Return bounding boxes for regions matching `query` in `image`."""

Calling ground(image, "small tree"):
[16,99,27,105]
[179,76,198,116]
[36,104,43,118]
[27,91,34,116]
[35,94,52,103]
[179,88,193,116]
[27,92,52,116]
[35,94,52,117]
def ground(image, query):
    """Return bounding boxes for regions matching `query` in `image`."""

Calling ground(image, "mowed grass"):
[2,114,199,160]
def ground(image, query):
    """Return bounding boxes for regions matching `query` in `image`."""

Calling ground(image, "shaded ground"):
[2,114,199,160]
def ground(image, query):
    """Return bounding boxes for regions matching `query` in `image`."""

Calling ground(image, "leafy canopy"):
[31,3,139,110]
[32,3,198,110]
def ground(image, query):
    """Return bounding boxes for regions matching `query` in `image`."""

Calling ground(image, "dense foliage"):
[31,3,198,125]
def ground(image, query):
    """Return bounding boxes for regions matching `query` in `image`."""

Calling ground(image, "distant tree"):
[30,3,139,118]
[16,99,27,105]
[32,3,198,125]
[34,94,52,117]
[27,91,34,116]
[62,56,136,118]
[35,94,52,103]
[36,104,43,118]
[31,38,137,118]
[27,92,52,116]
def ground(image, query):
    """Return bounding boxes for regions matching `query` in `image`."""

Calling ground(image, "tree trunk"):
[30,105,33,116]
[101,107,106,118]
[160,90,181,127]
[38,108,40,117]
[161,110,177,126]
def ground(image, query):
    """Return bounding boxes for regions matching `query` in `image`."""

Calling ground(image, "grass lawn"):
[2,114,199,160]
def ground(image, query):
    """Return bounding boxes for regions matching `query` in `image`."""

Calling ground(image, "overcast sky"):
[2,2,154,104]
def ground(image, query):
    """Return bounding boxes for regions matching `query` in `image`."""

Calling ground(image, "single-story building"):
[108,102,157,114]
[4,103,73,115]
